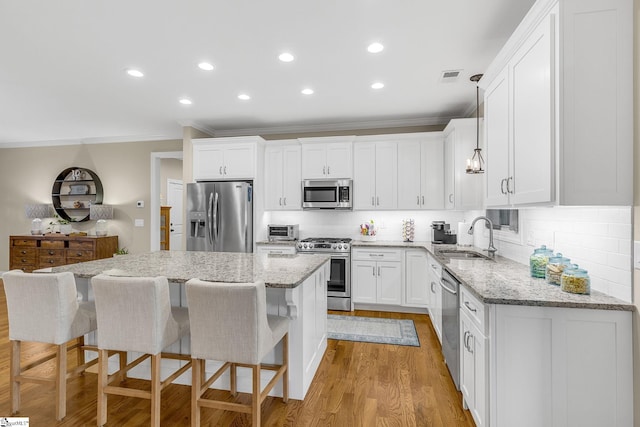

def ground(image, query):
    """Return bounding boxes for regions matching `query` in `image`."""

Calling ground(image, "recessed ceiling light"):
[371,82,385,89]
[301,88,314,95]
[198,62,214,71]
[367,42,384,53]
[278,52,294,62]
[179,98,192,105]
[126,68,144,78]
[238,93,251,100]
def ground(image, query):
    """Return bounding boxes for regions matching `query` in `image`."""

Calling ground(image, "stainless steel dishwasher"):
[440,268,460,390]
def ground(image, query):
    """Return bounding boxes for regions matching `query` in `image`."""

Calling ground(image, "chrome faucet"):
[468,216,497,258]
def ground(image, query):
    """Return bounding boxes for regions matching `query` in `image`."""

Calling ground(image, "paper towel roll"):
[457,222,473,246]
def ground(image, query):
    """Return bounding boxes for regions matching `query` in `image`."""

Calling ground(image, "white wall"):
[481,206,633,302]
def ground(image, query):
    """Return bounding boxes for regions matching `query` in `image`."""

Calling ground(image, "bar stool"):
[91,274,192,427]
[185,279,289,426]
[2,270,99,421]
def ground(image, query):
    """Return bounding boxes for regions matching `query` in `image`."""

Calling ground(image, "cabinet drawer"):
[38,255,66,268]
[41,240,65,249]
[39,248,65,257]
[11,248,37,268]
[12,239,37,247]
[352,248,402,262]
[68,241,94,250]
[460,286,487,333]
[66,249,95,261]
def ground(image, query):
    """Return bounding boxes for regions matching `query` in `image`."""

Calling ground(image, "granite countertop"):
[352,240,634,311]
[49,251,330,289]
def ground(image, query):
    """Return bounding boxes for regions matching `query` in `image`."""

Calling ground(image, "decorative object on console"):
[25,203,51,235]
[90,204,113,236]
[466,73,485,174]
[402,219,415,242]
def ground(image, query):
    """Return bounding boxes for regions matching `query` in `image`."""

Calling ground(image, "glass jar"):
[545,253,571,285]
[561,265,590,295]
[530,245,553,278]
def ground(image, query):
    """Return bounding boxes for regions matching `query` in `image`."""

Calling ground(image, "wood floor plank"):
[0,282,475,426]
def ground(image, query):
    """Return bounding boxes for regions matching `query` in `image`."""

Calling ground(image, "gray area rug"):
[327,315,420,347]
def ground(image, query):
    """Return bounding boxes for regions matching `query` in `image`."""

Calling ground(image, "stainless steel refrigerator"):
[186,181,253,253]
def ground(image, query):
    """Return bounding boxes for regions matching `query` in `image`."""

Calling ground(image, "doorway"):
[167,178,183,250]
[150,151,183,251]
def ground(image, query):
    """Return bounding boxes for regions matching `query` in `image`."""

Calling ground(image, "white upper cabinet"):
[481,0,632,207]
[353,139,397,210]
[299,136,354,179]
[264,141,301,210]
[443,119,484,210]
[397,133,444,210]
[192,136,263,181]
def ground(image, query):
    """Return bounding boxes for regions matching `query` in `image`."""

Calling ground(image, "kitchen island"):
[48,250,331,400]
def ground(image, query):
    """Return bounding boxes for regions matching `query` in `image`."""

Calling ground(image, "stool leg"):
[191,359,202,427]
[77,336,86,368]
[56,343,67,421]
[282,333,289,403]
[10,340,20,415]
[252,365,261,426]
[151,354,161,427]
[97,349,109,427]
[230,363,237,396]
[119,351,127,380]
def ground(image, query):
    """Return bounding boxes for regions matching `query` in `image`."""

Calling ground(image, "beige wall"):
[0,139,182,270]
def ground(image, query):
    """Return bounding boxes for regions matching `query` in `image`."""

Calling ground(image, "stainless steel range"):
[297,237,352,311]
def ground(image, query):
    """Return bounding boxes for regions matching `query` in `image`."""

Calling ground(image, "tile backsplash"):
[477,206,633,302]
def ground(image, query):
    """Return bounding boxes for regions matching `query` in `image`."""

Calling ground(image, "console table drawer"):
[66,250,95,261]
[12,239,37,247]
[41,240,65,249]
[68,241,95,251]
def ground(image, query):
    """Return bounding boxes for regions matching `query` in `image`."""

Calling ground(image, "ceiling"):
[0,0,536,147]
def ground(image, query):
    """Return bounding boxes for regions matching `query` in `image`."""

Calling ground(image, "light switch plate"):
[135,219,144,227]
[634,241,640,270]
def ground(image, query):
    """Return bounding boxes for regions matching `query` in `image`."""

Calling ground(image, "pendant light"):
[466,73,484,174]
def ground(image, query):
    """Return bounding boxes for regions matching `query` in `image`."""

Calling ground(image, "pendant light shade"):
[466,74,484,174]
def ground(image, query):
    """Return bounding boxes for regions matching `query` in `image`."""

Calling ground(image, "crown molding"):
[0,133,181,149]
[201,116,456,138]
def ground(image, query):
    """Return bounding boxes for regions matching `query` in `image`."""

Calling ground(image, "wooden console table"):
[9,234,119,272]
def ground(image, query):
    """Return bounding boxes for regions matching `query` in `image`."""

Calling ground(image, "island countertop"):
[49,250,330,288]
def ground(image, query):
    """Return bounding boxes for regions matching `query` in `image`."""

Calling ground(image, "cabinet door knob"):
[376,196,380,206]
[422,196,425,205]
[449,193,454,203]
[372,266,376,276]
[506,176,514,194]
[323,166,326,175]
[327,166,330,175]
[500,178,507,194]
[417,196,420,205]
[224,166,227,175]
[464,301,477,313]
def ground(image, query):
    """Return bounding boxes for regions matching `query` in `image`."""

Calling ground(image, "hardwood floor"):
[0,281,475,426]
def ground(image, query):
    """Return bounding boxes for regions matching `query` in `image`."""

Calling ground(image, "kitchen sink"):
[435,250,493,260]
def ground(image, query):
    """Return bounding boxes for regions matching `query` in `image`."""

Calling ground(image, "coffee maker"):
[431,221,457,244]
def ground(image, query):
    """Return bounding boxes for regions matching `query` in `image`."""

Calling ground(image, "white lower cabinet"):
[352,248,402,306]
[460,286,488,427]
[404,249,429,307]
[491,304,632,427]
[426,253,442,343]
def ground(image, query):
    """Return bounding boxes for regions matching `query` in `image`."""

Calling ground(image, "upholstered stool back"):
[3,270,96,345]
[91,274,188,355]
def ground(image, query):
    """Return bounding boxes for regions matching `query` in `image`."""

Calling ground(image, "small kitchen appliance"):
[297,237,352,311]
[431,221,457,244]
[267,224,299,242]
[302,179,352,210]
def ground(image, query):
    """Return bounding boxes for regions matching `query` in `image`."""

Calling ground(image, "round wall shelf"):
[51,167,103,222]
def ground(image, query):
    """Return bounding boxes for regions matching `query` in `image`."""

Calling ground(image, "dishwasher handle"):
[439,278,457,295]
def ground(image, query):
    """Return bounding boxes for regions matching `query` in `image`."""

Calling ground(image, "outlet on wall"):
[526,231,535,246]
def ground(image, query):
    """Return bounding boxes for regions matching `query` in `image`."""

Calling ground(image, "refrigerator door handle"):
[213,192,220,243]
[207,192,214,247]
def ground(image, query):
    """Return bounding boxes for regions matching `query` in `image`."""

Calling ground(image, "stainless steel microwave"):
[302,179,353,210]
